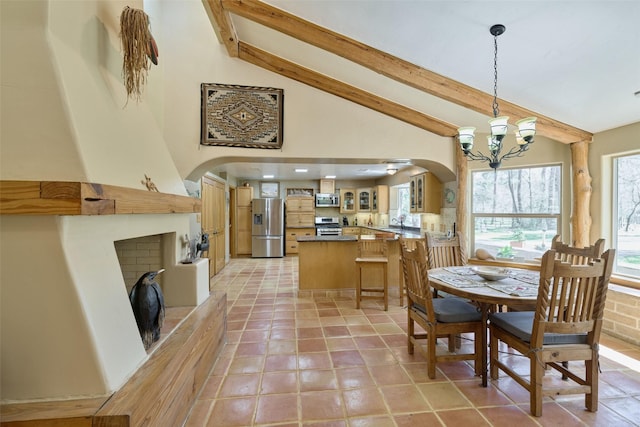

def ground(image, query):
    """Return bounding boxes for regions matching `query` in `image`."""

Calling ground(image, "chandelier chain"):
[492,33,500,117]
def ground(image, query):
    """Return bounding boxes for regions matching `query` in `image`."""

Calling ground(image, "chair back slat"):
[400,241,435,322]
[550,235,605,265]
[531,248,615,347]
[357,238,388,258]
[425,233,467,268]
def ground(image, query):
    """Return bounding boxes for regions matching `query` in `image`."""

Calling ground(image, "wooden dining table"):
[427,266,541,387]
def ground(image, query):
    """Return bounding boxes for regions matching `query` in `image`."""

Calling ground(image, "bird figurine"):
[129,269,165,350]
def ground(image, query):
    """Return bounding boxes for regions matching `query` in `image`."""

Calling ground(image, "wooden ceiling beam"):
[203,0,239,56]
[220,0,593,144]
[239,43,459,137]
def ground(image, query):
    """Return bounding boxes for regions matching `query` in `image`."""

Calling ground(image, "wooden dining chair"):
[400,241,483,379]
[425,232,468,269]
[551,235,605,264]
[397,236,425,306]
[355,237,389,311]
[425,233,467,300]
[488,248,615,417]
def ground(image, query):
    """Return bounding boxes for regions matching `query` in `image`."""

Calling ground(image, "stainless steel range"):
[315,216,342,236]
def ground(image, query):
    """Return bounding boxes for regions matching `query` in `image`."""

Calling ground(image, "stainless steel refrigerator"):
[251,198,284,257]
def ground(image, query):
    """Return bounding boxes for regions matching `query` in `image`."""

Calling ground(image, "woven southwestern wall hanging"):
[201,83,284,149]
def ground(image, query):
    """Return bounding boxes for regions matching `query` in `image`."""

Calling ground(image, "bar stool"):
[355,237,389,311]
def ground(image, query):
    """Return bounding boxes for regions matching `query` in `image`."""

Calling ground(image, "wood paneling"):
[93,293,226,427]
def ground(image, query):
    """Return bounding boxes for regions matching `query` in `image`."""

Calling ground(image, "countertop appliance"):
[252,198,284,257]
[315,216,342,236]
[315,193,340,208]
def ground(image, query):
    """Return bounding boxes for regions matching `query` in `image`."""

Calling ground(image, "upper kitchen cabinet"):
[285,195,315,227]
[410,172,443,214]
[357,188,371,212]
[340,188,356,214]
[319,179,336,194]
[371,185,389,214]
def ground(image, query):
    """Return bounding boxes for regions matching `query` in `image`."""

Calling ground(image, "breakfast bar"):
[297,234,416,292]
[297,235,359,290]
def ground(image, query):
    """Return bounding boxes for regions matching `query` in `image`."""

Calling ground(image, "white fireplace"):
[0,213,209,402]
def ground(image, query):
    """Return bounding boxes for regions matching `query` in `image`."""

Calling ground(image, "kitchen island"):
[297,235,405,291]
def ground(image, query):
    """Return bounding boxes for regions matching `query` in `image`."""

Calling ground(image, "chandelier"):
[458,24,536,170]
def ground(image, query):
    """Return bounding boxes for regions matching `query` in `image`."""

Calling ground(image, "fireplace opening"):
[115,234,166,294]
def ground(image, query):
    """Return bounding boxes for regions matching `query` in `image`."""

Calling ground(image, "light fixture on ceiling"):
[263,174,274,179]
[325,175,336,179]
[295,168,308,173]
[458,24,536,170]
[386,168,398,176]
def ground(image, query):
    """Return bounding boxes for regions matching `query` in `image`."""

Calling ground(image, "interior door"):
[213,180,226,275]
[202,176,227,279]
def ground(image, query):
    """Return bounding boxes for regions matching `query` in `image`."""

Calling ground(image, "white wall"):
[151,0,456,182]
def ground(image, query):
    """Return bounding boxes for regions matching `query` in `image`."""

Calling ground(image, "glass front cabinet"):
[357,188,371,212]
[340,188,356,213]
[410,172,443,214]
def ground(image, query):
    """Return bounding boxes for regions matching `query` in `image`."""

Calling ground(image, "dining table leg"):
[479,302,491,387]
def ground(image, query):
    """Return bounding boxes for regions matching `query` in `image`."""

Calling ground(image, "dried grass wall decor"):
[119,6,157,104]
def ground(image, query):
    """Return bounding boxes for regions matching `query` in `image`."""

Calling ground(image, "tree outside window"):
[471,165,561,260]
[614,153,640,279]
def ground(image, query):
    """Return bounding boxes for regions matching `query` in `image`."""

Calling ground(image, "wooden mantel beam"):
[219,0,593,145]
[0,181,201,216]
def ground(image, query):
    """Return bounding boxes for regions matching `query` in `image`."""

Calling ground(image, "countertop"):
[297,235,358,242]
[359,226,423,239]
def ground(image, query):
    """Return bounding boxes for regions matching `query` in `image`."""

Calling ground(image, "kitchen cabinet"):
[286,212,315,227]
[371,185,389,214]
[319,179,335,194]
[236,186,254,256]
[339,188,356,213]
[286,196,315,227]
[410,172,443,214]
[285,227,315,254]
[357,188,371,212]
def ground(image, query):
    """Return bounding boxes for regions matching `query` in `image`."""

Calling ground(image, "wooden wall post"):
[455,139,468,244]
[570,140,592,247]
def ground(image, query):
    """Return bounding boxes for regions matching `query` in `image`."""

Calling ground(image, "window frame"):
[611,152,640,283]
[469,163,563,261]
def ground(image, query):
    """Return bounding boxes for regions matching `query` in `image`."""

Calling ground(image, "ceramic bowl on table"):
[472,266,509,281]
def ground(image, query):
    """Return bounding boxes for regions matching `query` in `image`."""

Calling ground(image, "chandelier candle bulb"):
[458,127,476,152]
[489,116,509,137]
[516,117,537,141]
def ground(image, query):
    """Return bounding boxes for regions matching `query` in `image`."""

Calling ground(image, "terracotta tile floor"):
[184,257,640,426]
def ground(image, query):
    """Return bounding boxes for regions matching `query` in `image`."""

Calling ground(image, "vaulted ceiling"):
[204,0,640,180]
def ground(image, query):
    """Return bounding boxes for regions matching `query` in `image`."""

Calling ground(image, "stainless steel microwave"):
[315,193,339,207]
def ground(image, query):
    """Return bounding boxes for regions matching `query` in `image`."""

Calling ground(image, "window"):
[613,153,640,280]
[471,165,561,261]
[390,184,421,228]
